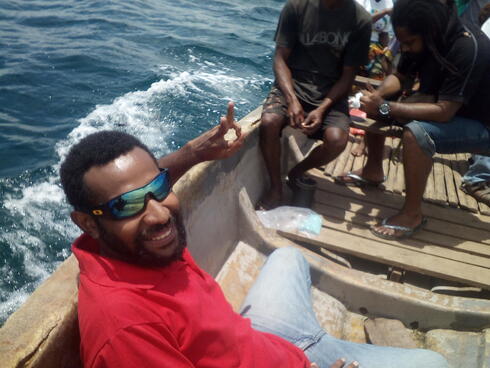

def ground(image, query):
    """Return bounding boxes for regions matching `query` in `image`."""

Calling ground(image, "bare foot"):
[256,190,282,210]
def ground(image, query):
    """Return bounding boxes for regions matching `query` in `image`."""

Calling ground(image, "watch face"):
[379,103,390,116]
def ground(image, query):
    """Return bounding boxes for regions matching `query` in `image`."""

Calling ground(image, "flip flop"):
[334,172,385,187]
[370,217,428,240]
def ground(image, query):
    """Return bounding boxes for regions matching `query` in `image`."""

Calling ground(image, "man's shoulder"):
[284,0,315,13]
[352,0,372,27]
[446,27,490,65]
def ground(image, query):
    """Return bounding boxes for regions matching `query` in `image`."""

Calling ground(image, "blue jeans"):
[462,155,490,185]
[405,116,490,158]
[240,247,449,368]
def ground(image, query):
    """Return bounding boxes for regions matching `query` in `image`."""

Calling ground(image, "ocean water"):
[0,0,282,325]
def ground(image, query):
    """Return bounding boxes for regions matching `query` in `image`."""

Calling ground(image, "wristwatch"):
[378,101,391,119]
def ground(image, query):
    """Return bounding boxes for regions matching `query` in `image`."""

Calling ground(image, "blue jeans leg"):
[462,155,490,184]
[240,247,449,368]
[405,116,490,157]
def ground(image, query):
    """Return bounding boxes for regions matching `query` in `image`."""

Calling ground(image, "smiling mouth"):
[142,222,176,249]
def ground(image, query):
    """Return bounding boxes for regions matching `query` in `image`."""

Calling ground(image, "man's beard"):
[96,212,187,268]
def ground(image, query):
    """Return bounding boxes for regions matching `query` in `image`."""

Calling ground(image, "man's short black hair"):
[60,130,156,211]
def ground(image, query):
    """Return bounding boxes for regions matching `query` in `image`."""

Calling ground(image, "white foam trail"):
[0,288,30,322]
[1,61,269,324]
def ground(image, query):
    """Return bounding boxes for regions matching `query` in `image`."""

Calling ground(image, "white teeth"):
[147,228,171,241]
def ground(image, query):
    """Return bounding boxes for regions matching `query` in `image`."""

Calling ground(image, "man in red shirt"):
[60,102,448,367]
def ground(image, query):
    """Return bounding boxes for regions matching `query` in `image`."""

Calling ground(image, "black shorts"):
[262,85,351,140]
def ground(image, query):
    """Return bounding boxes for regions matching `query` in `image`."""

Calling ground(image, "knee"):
[260,113,285,137]
[402,128,418,145]
[323,128,349,153]
[414,349,449,368]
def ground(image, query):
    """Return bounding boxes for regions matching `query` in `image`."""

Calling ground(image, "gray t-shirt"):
[275,0,371,105]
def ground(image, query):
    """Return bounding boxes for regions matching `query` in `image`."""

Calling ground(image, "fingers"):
[226,101,235,127]
[219,101,235,133]
[310,364,319,368]
[302,114,312,127]
[218,101,243,139]
[224,130,248,157]
[366,82,375,93]
[360,89,371,97]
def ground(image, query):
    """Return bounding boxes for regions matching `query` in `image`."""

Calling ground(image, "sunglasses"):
[89,168,171,220]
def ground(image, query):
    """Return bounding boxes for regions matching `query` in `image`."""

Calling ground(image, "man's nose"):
[143,198,171,225]
[401,44,410,53]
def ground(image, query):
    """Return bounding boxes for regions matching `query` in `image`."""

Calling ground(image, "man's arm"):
[371,8,392,23]
[319,65,358,111]
[387,99,462,123]
[301,65,358,135]
[273,46,304,127]
[374,73,403,99]
[157,102,247,185]
[361,83,462,123]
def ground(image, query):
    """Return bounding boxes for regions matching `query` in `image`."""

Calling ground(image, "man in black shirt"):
[259,0,371,209]
[336,0,490,239]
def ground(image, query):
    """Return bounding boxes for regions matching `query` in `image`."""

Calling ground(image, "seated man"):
[258,0,372,209]
[60,105,447,368]
[336,0,490,239]
[60,103,448,367]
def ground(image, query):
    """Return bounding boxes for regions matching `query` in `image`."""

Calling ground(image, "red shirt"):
[72,233,310,367]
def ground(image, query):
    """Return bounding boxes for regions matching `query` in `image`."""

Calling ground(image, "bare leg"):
[289,126,349,181]
[259,112,288,209]
[372,129,432,236]
[351,134,367,157]
[337,132,385,183]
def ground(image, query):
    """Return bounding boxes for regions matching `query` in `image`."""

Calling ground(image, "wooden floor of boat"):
[279,139,490,290]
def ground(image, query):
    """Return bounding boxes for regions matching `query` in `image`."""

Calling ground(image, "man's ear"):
[71,211,100,239]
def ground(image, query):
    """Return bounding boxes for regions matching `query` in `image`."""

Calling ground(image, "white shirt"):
[355,0,394,41]
[482,18,490,39]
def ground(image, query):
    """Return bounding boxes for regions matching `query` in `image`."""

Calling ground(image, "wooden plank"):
[332,140,353,178]
[432,155,448,205]
[324,156,337,177]
[393,158,405,194]
[278,226,490,289]
[442,154,460,207]
[344,142,356,175]
[354,75,383,88]
[450,153,469,211]
[308,168,490,230]
[381,137,392,179]
[423,166,435,201]
[479,201,490,216]
[313,202,490,267]
[314,190,490,251]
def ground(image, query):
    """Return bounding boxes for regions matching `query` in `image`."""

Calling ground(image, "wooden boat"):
[1,107,489,367]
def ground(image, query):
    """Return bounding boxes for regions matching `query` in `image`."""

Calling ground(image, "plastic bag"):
[256,206,322,237]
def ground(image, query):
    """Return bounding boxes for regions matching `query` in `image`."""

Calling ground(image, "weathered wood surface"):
[280,166,490,290]
[324,139,487,215]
